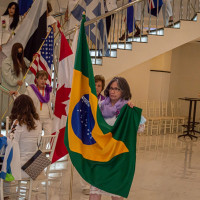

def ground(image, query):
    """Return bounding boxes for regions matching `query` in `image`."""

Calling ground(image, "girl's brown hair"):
[10,94,39,131]
[36,70,48,79]
[94,75,105,91]
[11,43,27,77]
[47,2,52,13]
[104,77,132,100]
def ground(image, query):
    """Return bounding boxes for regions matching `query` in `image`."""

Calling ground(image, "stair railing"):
[53,0,199,68]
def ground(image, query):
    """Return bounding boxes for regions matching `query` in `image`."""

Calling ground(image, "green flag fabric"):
[64,14,142,198]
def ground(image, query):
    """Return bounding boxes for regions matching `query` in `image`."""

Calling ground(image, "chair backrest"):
[147,101,161,117]
[171,100,184,117]
[161,101,168,117]
[39,133,58,162]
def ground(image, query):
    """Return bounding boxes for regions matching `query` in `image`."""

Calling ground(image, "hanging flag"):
[127,0,134,33]
[64,15,142,198]
[70,0,107,52]
[29,26,54,85]
[18,0,33,15]
[51,23,77,163]
[0,136,21,181]
[2,0,47,61]
[148,0,163,17]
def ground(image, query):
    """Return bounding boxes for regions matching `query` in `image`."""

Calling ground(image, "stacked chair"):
[136,100,187,135]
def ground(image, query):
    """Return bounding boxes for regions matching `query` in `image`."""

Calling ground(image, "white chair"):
[146,101,161,135]
[171,100,186,133]
[17,133,58,200]
[159,101,173,134]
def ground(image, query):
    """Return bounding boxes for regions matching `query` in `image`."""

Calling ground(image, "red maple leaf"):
[54,85,71,119]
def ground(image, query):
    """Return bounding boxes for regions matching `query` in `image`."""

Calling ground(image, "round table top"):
[179,97,200,101]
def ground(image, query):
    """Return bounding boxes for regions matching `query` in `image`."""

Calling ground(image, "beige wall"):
[149,51,172,71]
[110,60,150,102]
[169,42,200,100]
[168,42,200,115]
[101,51,172,102]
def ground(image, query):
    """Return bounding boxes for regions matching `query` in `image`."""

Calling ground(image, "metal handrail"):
[64,0,144,36]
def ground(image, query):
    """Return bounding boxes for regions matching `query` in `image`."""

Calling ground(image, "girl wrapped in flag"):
[90,77,146,199]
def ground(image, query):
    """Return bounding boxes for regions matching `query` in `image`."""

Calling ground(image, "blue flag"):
[127,0,134,33]
[70,0,107,52]
[18,0,33,15]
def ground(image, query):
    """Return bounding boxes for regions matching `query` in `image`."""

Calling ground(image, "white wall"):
[168,42,200,116]
[148,71,171,101]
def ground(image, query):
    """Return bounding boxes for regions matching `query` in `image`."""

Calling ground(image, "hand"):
[32,54,38,61]
[9,91,18,96]
[17,80,23,86]
[127,101,134,108]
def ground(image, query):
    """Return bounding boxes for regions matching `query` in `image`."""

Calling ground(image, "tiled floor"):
[9,133,200,200]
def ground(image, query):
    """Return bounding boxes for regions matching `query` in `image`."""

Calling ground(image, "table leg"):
[178,100,197,139]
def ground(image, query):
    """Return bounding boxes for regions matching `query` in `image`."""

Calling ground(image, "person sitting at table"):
[9,94,42,179]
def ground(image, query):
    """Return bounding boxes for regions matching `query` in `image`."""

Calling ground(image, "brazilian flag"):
[64,15,142,198]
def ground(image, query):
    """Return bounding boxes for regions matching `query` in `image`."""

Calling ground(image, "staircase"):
[55,1,200,80]
[94,14,200,79]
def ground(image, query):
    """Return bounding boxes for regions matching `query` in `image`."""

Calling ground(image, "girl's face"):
[109,81,122,103]
[95,80,103,96]
[8,5,16,17]
[36,76,47,89]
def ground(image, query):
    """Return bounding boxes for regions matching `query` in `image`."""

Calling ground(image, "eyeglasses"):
[109,87,121,92]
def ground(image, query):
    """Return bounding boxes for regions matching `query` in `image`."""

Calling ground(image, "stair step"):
[90,49,117,57]
[108,42,132,50]
[193,15,197,21]
[148,28,164,36]
[127,35,148,43]
[91,58,102,65]
[167,21,181,29]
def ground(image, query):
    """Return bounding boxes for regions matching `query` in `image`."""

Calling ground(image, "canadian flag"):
[51,23,77,163]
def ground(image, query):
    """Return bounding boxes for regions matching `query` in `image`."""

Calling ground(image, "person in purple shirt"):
[95,75,105,103]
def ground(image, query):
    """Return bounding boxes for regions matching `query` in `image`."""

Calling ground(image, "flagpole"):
[1,26,53,121]
[67,13,85,200]
[68,162,74,200]
[54,0,81,40]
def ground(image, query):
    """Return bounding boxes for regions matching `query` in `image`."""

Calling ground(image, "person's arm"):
[2,59,20,86]
[24,57,31,68]
[24,57,32,74]
[52,22,56,33]
[51,91,55,107]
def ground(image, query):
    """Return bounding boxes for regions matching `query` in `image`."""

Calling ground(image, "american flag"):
[148,0,156,9]
[147,0,163,16]
[29,26,54,84]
